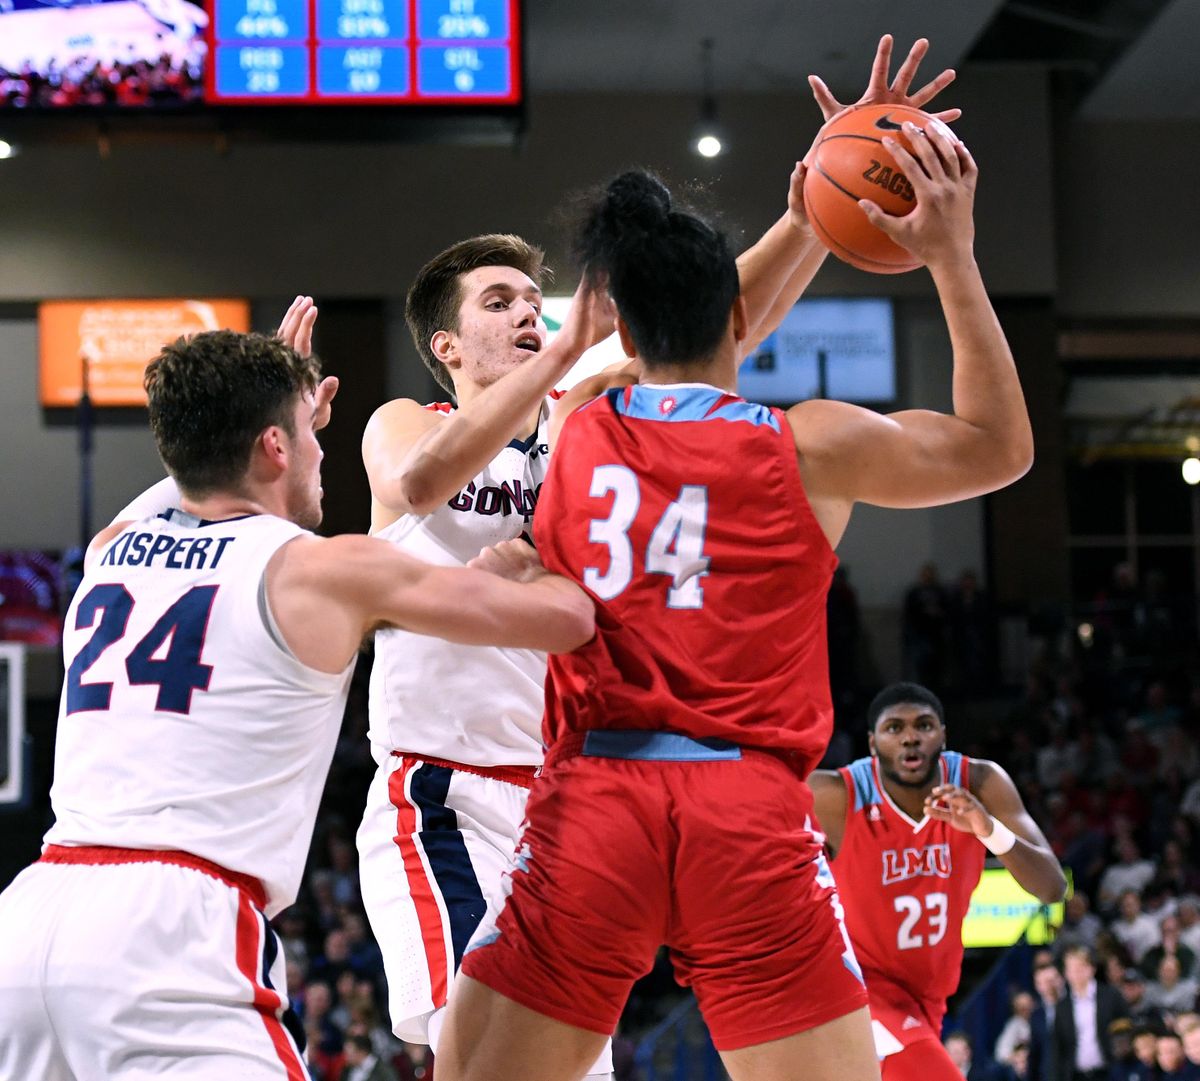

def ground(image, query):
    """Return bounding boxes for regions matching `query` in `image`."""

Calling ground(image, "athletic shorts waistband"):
[39,844,267,909]
[545,730,743,766]
[389,751,537,790]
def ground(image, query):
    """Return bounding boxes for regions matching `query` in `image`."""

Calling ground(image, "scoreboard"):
[206,0,520,104]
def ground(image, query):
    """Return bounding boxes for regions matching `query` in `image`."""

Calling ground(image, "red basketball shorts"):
[460,733,868,1051]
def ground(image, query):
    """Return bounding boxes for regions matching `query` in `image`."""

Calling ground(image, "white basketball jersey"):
[368,399,557,767]
[46,511,355,916]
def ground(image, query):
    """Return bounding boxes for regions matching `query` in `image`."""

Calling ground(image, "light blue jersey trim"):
[581,730,742,761]
[609,385,780,431]
[845,757,882,812]
[942,749,965,788]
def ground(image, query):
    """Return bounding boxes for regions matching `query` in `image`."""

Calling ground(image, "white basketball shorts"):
[0,846,308,1081]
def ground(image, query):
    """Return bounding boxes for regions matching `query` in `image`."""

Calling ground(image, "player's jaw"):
[880,745,942,789]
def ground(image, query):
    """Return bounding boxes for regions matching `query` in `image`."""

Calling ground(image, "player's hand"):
[858,121,977,271]
[553,277,617,361]
[468,538,548,583]
[277,294,318,357]
[785,159,813,233]
[924,784,993,838]
[809,35,961,127]
[313,375,339,431]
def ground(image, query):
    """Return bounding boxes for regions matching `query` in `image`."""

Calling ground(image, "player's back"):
[46,511,354,916]
[832,752,985,1014]
[534,383,836,772]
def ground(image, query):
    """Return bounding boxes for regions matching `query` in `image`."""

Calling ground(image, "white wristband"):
[980,816,1017,855]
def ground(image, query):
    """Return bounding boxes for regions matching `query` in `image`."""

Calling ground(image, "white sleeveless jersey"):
[45,511,355,916]
[369,398,558,767]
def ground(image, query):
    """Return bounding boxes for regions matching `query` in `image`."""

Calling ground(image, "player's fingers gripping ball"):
[803,103,959,274]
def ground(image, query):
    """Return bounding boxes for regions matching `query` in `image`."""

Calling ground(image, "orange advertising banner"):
[39,299,252,407]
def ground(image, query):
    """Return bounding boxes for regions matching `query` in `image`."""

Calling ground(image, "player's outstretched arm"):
[265,534,595,673]
[738,35,961,356]
[789,124,1032,546]
[925,761,1067,905]
[363,280,613,520]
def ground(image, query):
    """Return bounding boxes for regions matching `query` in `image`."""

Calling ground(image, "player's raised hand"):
[809,35,961,126]
[313,375,339,431]
[468,538,549,583]
[924,784,993,838]
[557,276,618,356]
[858,121,977,271]
[277,294,318,358]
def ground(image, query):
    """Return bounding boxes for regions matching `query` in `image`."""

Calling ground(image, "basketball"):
[804,103,957,274]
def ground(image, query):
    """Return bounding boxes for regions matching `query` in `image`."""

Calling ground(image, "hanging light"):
[691,39,725,158]
[1182,457,1200,485]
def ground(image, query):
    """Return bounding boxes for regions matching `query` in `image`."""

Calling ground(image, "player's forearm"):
[737,212,824,352]
[385,350,574,515]
[929,256,1034,486]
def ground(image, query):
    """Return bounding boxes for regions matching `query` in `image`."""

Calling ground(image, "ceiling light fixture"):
[692,38,725,158]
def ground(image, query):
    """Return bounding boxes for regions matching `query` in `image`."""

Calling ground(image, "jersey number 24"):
[66,583,217,715]
[583,465,710,609]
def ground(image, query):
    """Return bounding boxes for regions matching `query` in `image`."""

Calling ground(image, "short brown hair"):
[144,329,321,495]
[405,233,546,395]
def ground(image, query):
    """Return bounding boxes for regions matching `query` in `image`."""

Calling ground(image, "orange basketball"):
[804,103,956,274]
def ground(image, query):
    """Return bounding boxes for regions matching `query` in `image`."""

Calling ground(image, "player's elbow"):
[1035,869,1069,905]
[381,467,443,518]
[541,588,596,653]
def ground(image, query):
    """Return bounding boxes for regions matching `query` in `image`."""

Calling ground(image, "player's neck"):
[639,345,739,393]
[179,488,276,523]
[882,780,932,821]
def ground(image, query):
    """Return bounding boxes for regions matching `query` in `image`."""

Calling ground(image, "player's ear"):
[431,329,458,370]
[867,730,877,755]
[730,295,749,343]
[615,315,637,359]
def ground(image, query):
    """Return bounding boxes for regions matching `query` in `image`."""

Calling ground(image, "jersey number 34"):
[583,465,710,609]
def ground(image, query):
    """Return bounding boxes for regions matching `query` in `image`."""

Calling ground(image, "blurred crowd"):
[0,53,203,107]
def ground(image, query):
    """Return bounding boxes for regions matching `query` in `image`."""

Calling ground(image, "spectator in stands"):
[1118,968,1164,1028]
[1031,961,1065,1081]
[303,980,346,1081]
[1131,1028,1160,1080]
[1154,843,1200,902]
[1100,845,1159,915]
[949,568,997,695]
[1179,1015,1200,1074]
[1057,893,1106,958]
[1156,1031,1193,1080]
[903,562,950,690]
[997,991,1037,1066]
[1048,946,1129,1081]
[1112,891,1164,964]
[946,1030,1015,1080]
[1146,956,1199,1017]
[1105,1018,1150,1081]
[1072,726,1120,786]
[1143,916,1198,981]
[1010,1041,1031,1079]
[340,1032,400,1081]
[1038,727,1077,792]
[1179,901,1200,956]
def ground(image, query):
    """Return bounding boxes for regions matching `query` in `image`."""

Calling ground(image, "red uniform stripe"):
[389,758,450,1005]
[234,892,308,1081]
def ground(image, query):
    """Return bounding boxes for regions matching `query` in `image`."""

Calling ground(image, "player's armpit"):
[360,398,447,517]
[971,759,1068,904]
[548,367,638,450]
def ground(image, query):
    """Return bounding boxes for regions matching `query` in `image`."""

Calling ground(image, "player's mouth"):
[899,751,926,771]
[514,332,542,353]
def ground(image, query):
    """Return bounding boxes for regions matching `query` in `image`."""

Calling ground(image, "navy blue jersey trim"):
[259,912,309,1060]
[409,764,488,970]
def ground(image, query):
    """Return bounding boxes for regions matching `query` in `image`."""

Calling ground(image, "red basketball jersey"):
[533,383,836,772]
[831,752,986,1023]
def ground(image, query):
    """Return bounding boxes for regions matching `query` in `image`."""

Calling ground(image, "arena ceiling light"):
[0,140,17,160]
[691,38,725,159]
